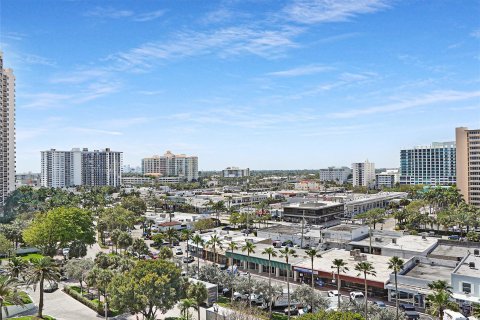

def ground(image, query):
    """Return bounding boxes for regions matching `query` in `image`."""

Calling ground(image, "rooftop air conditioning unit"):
[469,262,476,269]
[392,238,397,245]
[474,249,480,256]
[375,238,382,242]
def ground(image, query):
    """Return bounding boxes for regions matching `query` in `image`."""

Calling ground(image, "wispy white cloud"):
[107,26,302,70]
[85,7,134,19]
[50,69,109,84]
[137,90,164,96]
[201,8,234,24]
[133,10,166,22]
[328,90,480,118]
[283,0,391,24]
[471,29,480,38]
[85,7,165,22]
[267,64,333,77]
[67,127,122,136]
[22,93,72,109]
[3,31,26,41]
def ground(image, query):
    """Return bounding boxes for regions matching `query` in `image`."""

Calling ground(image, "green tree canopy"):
[108,259,183,320]
[23,207,95,257]
[121,196,147,216]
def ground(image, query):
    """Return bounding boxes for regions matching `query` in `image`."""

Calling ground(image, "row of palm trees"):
[0,256,60,319]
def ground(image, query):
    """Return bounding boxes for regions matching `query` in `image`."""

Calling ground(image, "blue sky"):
[1,0,480,172]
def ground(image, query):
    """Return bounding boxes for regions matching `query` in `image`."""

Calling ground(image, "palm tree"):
[25,257,60,318]
[182,229,194,275]
[207,234,222,266]
[305,248,321,311]
[279,247,297,320]
[427,289,454,319]
[0,275,24,320]
[331,258,349,309]
[227,242,239,303]
[262,247,277,318]
[179,298,195,320]
[7,257,27,280]
[355,261,376,320]
[428,280,452,294]
[191,234,204,274]
[242,241,256,307]
[388,256,404,320]
[165,227,179,248]
[188,282,208,320]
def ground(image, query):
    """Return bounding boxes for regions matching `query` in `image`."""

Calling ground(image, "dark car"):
[373,301,386,308]
[183,256,195,263]
[399,304,416,312]
[222,288,232,297]
[218,264,228,270]
[404,311,420,320]
[222,226,232,231]
[448,235,460,240]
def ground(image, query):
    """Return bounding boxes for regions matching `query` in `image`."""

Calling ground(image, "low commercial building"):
[376,169,399,189]
[321,224,369,249]
[451,252,480,307]
[319,167,351,184]
[257,223,324,248]
[283,201,344,224]
[344,192,407,217]
[121,176,154,186]
[293,249,398,298]
[386,256,457,309]
[349,233,438,259]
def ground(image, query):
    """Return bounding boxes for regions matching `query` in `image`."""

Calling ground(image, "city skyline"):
[1,0,480,172]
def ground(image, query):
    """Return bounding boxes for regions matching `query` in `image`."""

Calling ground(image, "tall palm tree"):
[179,298,195,320]
[305,248,321,311]
[0,275,24,320]
[388,256,404,320]
[165,227,179,248]
[25,257,60,318]
[262,247,277,318]
[227,242,238,303]
[279,247,297,320]
[331,258,349,309]
[7,257,27,280]
[191,234,204,274]
[207,234,222,266]
[242,241,256,307]
[355,261,376,320]
[428,280,452,294]
[427,289,454,319]
[182,229,194,275]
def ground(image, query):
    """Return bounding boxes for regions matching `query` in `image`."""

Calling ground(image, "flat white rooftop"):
[350,235,437,253]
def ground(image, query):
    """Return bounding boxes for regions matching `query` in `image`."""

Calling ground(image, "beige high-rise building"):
[142,151,198,182]
[456,127,480,207]
[0,52,16,207]
[352,160,375,188]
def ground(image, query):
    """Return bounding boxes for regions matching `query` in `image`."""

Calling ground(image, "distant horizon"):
[2,1,479,173]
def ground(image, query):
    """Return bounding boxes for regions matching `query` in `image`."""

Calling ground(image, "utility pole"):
[300,210,305,248]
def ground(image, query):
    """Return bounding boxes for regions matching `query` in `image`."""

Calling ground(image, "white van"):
[443,309,467,320]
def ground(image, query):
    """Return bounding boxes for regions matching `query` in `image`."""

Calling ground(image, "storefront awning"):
[294,267,314,274]
[225,252,290,271]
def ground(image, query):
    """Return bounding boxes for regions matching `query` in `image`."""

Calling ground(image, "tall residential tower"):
[41,148,122,188]
[352,160,375,188]
[142,151,198,182]
[0,52,16,206]
[399,142,456,186]
[456,127,480,207]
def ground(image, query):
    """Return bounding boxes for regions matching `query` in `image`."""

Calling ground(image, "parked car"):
[44,281,58,293]
[284,305,300,316]
[448,235,460,240]
[373,301,386,308]
[328,290,340,297]
[349,292,365,303]
[175,248,183,255]
[222,226,232,231]
[399,304,416,312]
[183,256,194,263]
[218,264,228,271]
[222,288,232,297]
[238,271,250,277]
[233,292,264,305]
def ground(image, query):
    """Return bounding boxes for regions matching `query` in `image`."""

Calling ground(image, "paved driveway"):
[23,285,101,320]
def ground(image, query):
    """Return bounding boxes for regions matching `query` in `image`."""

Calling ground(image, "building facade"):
[376,169,399,189]
[41,148,122,187]
[319,166,351,184]
[400,142,456,186]
[352,160,375,188]
[222,167,250,178]
[282,201,344,224]
[0,52,16,207]
[142,151,198,182]
[456,127,480,207]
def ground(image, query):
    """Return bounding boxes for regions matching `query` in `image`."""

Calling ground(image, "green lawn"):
[18,253,44,261]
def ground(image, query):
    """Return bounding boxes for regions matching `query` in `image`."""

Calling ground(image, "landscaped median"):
[1,291,36,319]
[63,285,119,317]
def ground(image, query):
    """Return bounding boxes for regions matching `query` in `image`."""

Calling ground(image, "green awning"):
[226,252,290,271]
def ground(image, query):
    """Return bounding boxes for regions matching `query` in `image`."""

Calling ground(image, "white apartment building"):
[376,169,400,189]
[319,166,351,184]
[41,148,122,188]
[352,160,375,188]
[222,167,250,178]
[0,52,16,207]
[142,151,198,182]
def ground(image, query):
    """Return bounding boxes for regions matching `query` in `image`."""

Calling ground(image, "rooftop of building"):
[283,201,343,209]
[294,249,396,284]
[453,252,480,278]
[405,263,454,283]
[350,234,438,253]
[428,240,480,260]
[326,224,366,232]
